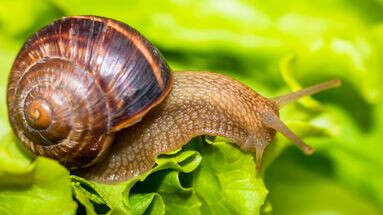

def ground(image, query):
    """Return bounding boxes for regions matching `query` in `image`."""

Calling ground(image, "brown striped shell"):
[7,16,172,168]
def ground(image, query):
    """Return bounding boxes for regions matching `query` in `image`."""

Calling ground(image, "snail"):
[7,16,340,183]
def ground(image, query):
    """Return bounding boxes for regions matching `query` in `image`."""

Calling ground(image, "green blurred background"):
[0,0,383,214]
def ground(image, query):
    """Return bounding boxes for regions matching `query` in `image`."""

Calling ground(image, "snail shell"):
[7,16,172,168]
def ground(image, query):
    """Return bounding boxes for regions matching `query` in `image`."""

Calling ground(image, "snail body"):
[7,16,340,183]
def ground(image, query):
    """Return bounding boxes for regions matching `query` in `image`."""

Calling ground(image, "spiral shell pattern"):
[7,16,172,168]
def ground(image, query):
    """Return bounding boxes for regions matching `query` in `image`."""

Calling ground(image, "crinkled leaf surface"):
[192,139,267,215]
[71,138,269,214]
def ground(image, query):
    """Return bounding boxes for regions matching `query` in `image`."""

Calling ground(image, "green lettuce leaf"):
[0,136,77,215]
[71,138,269,214]
[192,138,267,215]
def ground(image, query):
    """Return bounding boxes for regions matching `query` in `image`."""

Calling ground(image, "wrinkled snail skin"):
[7,16,341,184]
[77,71,278,182]
[78,72,341,183]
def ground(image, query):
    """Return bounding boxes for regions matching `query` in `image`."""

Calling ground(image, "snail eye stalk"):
[261,79,341,154]
[261,112,314,155]
[272,79,341,108]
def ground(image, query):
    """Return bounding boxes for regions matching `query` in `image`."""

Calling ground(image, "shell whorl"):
[7,16,172,168]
